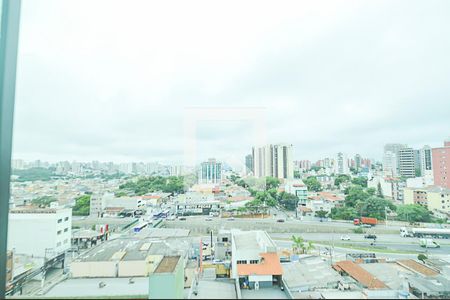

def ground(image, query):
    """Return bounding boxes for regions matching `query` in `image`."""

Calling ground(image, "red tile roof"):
[333,261,388,289]
[237,252,283,276]
[397,260,439,277]
[228,196,254,202]
[309,192,344,202]
[142,195,161,199]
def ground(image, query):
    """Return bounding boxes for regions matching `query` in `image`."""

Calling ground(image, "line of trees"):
[119,176,185,195]
[329,181,436,223]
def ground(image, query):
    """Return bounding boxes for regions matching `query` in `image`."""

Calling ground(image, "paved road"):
[185,216,450,260]
[270,232,450,256]
[166,215,401,235]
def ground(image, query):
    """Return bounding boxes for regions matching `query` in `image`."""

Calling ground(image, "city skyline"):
[12,0,450,163]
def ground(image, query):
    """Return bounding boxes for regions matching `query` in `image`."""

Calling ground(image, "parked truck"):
[400,227,450,239]
[353,217,378,226]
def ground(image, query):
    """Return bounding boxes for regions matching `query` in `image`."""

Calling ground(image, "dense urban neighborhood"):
[5,139,450,299]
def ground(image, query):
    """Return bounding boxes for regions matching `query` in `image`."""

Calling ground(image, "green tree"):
[358,196,396,219]
[376,182,383,198]
[31,196,57,207]
[330,207,358,220]
[334,175,351,187]
[294,171,301,179]
[291,235,305,254]
[418,253,428,263]
[344,185,369,207]
[309,166,323,172]
[265,177,280,190]
[315,210,328,219]
[278,192,299,211]
[12,167,55,182]
[119,176,185,195]
[304,176,322,192]
[255,191,277,207]
[367,187,376,196]
[351,177,368,187]
[305,241,315,254]
[245,198,263,214]
[396,204,432,223]
[72,195,91,216]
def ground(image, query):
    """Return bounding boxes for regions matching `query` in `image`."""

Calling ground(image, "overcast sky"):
[11,0,450,164]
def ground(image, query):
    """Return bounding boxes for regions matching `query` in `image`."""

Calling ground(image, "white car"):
[340,235,351,241]
[205,217,212,221]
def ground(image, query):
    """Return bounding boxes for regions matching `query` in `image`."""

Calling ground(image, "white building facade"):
[8,207,72,258]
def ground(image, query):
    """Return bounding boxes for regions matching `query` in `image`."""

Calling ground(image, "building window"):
[64,217,69,221]
[237,260,247,264]
[222,237,228,242]
[57,219,62,223]
[57,230,62,235]
[64,228,68,232]
[250,260,259,264]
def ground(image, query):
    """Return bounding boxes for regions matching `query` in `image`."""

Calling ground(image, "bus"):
[133,222,148,233]
[153,210,170,219]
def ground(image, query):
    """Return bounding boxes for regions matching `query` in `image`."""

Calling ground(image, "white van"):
[420,239,440,248]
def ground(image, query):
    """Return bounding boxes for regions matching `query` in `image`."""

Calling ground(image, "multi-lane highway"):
[165,215,450,259]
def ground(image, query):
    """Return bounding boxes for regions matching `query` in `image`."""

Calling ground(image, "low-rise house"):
[231,230,283,289]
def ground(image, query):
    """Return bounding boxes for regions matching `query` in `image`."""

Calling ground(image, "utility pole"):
[385,206,388,228]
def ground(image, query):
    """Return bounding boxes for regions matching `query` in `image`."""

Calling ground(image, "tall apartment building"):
[334,152,349,175]
[245,154,253,175]
[421,146,433,175]
[252,144,293,179]
[8,207,72,258]
[383,143,407,175]
[398,148,416,178]
[432,140,450,189]
[354,154,362,170]
[420,145,434,185]
[198,158,222,184]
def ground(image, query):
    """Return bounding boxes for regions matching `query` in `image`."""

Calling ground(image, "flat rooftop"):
[74,237,192,262]
[241,286,288,299]
[232,230,276,255]
[154,256,180,273]
[282,256,342,290]
[359,263,413,290]
[44,277,148,298]
[191,279,237,299]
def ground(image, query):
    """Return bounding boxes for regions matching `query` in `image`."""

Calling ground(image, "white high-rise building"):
[252,144,293,179]
[198,158,222,184]
[383,151,398,176]
[334,152,349,175]
[383,143,407,175]
[11,159,25,170]
[398,148,416,178]
[420,145,433,177]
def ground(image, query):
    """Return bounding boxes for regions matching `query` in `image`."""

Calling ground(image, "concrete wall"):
[118,260,147,277]
[148,257,184,299]
[70,261,117,278]
[428,190,450,212]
